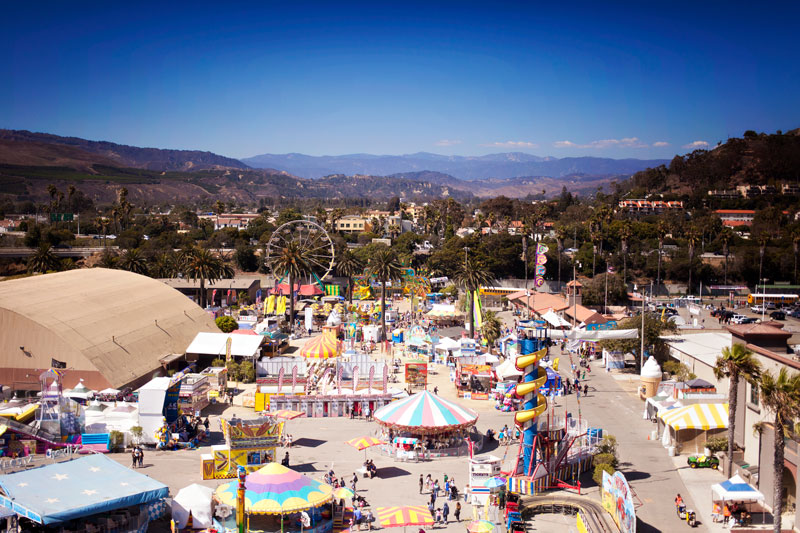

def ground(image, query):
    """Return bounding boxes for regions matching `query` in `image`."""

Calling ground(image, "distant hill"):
[631,129,800,194]
[242,151,668,180]
[0,129,248,172]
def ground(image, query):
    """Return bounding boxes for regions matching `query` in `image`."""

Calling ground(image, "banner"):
[225,336,233,361]
[320,368,331,395]
[211,289,217,306]
[382,364,388,393]
[534,242,548,288]
[256,289,262,304]
[405,363,427,387]
[291,365,298,393]
[337,366,343,394]
[368,366,375,393]
[473,291,483,331]
[277,367,285,394]
[352,366,359,392]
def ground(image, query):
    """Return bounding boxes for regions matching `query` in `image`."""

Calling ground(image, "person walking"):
[442,502,449,524]
[137,447,144,467]
[419,474,424,494]
[583,384,588,397]
[433,479,440,497]
[130,447,138,469]
[454,502,461,522]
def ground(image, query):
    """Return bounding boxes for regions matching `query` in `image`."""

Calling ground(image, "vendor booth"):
[201,416,284,479]
[658,403,728,454]
[213,463,334,533]
[172,483,217,531]
[711,474,766,527]
[374,390,479,458]
[456,364,495,400]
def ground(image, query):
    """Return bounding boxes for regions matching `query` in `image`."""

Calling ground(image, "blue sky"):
[2,2,798,159]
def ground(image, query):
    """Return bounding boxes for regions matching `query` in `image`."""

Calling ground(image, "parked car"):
[739,317,758,324]
[751,305,767,313]
[790,309,800,319]
[730,314,748,324]
[770,310,786,320]
[766,302,777,310]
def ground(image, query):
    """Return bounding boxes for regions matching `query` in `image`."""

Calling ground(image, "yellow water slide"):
[514,348,549,428]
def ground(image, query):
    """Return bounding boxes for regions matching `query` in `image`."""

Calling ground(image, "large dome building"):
[0,268,218,392]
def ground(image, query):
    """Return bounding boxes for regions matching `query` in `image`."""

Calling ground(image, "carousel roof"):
[373,390,478,433]
[299,334,340,359]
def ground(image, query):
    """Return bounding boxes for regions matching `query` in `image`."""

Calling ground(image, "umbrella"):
[375,505,434,528]
[333,487,354,500]
[346,437,383,451]
[467,520,496,533]
[484,477,506,490]
[271,410,305,420]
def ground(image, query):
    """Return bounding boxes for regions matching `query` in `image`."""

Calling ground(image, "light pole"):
[641,282,646,370]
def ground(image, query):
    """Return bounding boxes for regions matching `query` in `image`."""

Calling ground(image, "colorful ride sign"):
[534,243,548,287]
[601,470,636,533]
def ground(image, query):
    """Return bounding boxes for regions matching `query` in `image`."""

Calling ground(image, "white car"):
[750,305,766,314]
[731,314,749,324]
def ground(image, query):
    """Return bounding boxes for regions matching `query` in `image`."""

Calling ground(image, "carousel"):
[373,390,480,459]
[214,463,334,533]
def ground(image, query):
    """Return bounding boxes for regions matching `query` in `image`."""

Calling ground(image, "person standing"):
[454,501,461,522]
[442,502,449,524]
[137,447,144,467]
[419,474,424,494]
[131,447,138,469]
[583,384,588,397]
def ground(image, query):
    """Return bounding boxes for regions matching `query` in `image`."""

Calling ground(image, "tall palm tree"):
[758,233,769,292]
[713,344,762,477]
[367,249,403,343]
[656,220,668,291]
[118,248,150,275]
[453,257,495,338]
[792,231,800,285]
[182,247,234,309]
[214,200,225,215]
[554,224,568,287]
[151,251,179,278]
[720,228,733,285]
[335,249,365,303]
[481,310,502,354]
[758,368,800,533]
[618,220,633,286]
[686,225,699,295]
[266,241,311,332]
[27,244,61,273]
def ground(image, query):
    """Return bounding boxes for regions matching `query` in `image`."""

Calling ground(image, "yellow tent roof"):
[299,335,340,359]
[659,403,728,430]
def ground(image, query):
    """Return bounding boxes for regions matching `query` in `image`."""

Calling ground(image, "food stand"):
[178,373,211,415]
[201,417,284,479]
[456,364,495,400]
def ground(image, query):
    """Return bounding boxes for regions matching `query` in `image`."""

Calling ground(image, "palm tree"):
[453,257,495,338]
[554,224,568,287]
[214,200,225,215]
[792,231,800,285]
[481,310,502,354]
[335,249,365,304]
[618,220,633,286]
[118,248,150,276]
[367,249,403,343]
[27,244,61,273]
[656,220,668,291]
[758,233,769,292]
[266,241,311,332]
[182,247,234,309]
[686,225,699,295]
[720,228,734,285]
[388,223,401,239]
[758,368,800,533]
[713,344,762,477]
[151,252,179,278]
[99,249,118,269]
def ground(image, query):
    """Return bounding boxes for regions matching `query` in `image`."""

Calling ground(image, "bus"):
[746,293,799,307]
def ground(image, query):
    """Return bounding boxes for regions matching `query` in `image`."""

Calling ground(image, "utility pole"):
[641,283,646,369]
[523,236,529,320]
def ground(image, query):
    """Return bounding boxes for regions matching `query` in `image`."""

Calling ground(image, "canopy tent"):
[434,337,460,351]
[374,506,434,528]
[172,483,215,529]
[0,454,168,525]
[214,463,332,515]
[299,335,340,359]
[185,332,264,358]
[270,283,301,296]
[298,284,324,297]
[541,310,571,329]
[406,336,431,348]
[270,410,305,420]
[711,474,765,502]
[426,304,458,318]
[373,390,478,434]
[659,403,729,430]
[495,356,523,380]
[685,378,715,389]
[544,328,639,341]
[232,329,259,335]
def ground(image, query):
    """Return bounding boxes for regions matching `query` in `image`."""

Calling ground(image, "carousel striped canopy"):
[373,391,478,433]
[299,334,340,359]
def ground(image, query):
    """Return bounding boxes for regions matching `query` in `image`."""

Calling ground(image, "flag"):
[382,364,388,393]
[225,336,232,361]
[337,366,343,394]
[227,290,233,304]
[211,289,217,306]
[368,366,375,393]
[50,358,67,369]
[553,358,559,371]
[352,366,359,392]
[321,368,331,395]
[291,365,298,393]
[473,291,483,330]
[277,367,285,394]
[266,295,276,314]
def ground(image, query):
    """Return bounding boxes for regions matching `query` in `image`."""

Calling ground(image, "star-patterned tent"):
[0,454,168,525]
[373,390,478,434]
[214,463,332,515]
[374,505,434,528]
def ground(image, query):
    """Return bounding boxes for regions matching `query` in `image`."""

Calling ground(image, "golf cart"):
[687,454,719,469]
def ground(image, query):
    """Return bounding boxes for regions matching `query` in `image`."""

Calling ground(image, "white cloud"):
[435,139,462,147]
[682,140,710,149]
[652,141,670,147]
[553,137,647,149]
[482,141,538,148]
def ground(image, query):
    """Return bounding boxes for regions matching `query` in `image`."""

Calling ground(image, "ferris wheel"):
[265,219,335,287]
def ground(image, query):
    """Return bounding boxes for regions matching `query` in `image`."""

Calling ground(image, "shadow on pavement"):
[620,470,652,482]
[291,462,320,472]
[294,437,326,448]
[376,466,411,479]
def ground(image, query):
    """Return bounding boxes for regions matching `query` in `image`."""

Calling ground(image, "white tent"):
[172,483,215,529]
[435,337,460,351]
[495,356,523,380]
[541,310,571,329]
[711,474,765,502]
[185,332,264,358]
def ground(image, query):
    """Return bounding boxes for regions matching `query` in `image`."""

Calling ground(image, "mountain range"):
[242,151,668,180]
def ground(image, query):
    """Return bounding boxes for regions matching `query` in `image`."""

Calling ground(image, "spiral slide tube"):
[514,347,548,476]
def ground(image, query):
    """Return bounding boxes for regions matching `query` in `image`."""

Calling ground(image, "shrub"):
[239,363,256,383]
[705,436,728,453]
[596,435,618,457]
[593,452,618,469]
[593,463,615,485]
[211,358,226,367]
[109,430,125,451]
[216,315,239,333]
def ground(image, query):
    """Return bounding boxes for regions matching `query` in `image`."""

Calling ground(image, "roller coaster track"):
[520,493,619,533]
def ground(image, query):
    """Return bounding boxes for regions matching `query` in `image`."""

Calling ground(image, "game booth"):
[213,463,334,533]
[374,390,480,459]
[202,416,284,479]
[455,363,495,400]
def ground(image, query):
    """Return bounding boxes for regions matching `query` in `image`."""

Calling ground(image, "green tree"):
[481,310,502,354]
[266,240,311,332]
[234,246,259,272]
[720,228,734,285]
[182,247,234,309]
[581,273,628,307]
[118,248,149,275]
[275,208,303,227]
[618,220,633,286]
[216,315,239,333]
[758,368,800,533]
[335,249,365,304]
[367,249,403,342]
[27,244,61,273]
[151,252,179,278]
[714,344,762,477]
[453,257,495,338]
